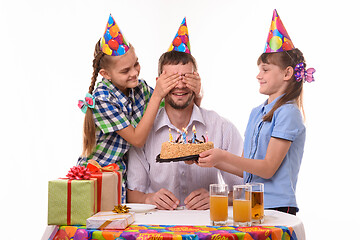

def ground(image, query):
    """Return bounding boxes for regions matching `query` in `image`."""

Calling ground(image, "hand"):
[184,160,197,165]
[182,72,202,99]
[154,71,181,99]
[144,188,180,210]
[184,188,210,210]
[197,148,225,168]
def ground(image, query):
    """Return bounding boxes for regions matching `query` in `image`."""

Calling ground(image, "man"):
[127,50,243,210]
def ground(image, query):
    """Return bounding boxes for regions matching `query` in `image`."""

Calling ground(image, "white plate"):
[126,203,157,213]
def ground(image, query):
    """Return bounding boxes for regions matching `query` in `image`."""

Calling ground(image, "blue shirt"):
[243,95,305,210]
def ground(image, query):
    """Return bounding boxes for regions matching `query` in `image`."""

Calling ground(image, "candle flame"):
[192,125,196,133]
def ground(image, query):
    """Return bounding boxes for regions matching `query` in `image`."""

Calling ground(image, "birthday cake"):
[159,126,214,160]
[160,141,214,159]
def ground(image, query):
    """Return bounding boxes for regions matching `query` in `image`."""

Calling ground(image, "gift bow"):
[112,204,131,213]
[78,93,95,113]
[66,166,91,180]
[87,159,120,173]
[294,62,316,83]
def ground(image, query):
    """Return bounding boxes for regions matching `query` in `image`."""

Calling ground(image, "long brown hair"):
[257,48,305,122]
[82,40,112,157]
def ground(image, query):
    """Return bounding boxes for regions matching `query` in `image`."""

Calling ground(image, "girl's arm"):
[198,137,291,179]
[117,72,180,147]
[183,72,202,107]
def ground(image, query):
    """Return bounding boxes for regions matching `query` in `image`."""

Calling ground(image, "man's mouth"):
[172,92,188,96]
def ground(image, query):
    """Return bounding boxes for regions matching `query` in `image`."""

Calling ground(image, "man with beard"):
[126,51,243,210]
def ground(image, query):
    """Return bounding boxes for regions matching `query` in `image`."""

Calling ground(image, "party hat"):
[264,9,295,53]
[168,17,191,54]
[100,14,130,56]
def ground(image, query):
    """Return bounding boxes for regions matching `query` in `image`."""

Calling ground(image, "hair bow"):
[294,62,316,83]
[78,93,95,113]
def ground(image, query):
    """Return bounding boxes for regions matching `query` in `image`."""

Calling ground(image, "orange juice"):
[210,195,228,221]
[233,199,251,222]
[251,191,264,221]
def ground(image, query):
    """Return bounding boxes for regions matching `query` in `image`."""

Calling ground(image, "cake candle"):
[169,128,173,142]
[192,125,196,143]
[182,128,187,144]
[205,131,208,142]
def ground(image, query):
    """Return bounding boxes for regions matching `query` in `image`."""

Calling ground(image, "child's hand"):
[197,148,224,168]
[183,72,202,99]
[154,71,180,99]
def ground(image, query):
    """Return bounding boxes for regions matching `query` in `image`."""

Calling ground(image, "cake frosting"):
[160,141,214,159]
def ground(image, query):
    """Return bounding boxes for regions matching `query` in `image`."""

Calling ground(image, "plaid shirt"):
[77,78,153,202]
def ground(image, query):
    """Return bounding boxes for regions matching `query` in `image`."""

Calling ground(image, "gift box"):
[87,160,122,211]
[86,211,135,230]
[48,178,97,225]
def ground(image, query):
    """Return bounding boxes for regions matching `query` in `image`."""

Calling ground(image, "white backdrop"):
[1,0,359,239]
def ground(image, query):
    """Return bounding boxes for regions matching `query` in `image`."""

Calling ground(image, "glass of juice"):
[233,185,252,226]
[247,183,264,224]
[209,184,228,226]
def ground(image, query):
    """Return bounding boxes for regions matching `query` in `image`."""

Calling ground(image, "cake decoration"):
[157,126,214,162]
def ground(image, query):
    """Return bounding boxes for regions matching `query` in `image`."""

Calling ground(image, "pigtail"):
[82,41,105,157]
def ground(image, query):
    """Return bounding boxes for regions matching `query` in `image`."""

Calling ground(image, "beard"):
[165,92,195,109]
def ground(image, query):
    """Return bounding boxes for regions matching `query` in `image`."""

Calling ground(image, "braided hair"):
[82,40,111,157]
[257,48,306,122]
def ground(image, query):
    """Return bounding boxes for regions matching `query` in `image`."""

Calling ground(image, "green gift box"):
[48,179,97,225]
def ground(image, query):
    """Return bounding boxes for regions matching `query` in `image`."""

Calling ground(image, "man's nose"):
[175,76,186,88]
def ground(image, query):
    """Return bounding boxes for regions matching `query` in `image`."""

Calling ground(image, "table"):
[42,208,305,240]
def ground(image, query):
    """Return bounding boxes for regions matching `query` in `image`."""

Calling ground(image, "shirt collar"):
[261,94,285,115]
[102,78,136,104]
[154,105,206,132]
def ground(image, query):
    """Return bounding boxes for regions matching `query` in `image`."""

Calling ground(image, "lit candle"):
[205,131,208,142]
[169,128,173,142]
[192,125,196,143]
[182,128,187,144]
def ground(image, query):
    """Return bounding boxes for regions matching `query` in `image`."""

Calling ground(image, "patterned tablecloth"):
[51,224,297,240]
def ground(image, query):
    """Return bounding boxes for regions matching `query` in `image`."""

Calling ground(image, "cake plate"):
[156,154,199,163]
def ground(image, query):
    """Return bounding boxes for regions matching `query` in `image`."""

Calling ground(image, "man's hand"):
[145,188,180,210]
[184,188,210,210]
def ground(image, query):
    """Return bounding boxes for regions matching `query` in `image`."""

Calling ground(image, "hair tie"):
[78,93,95,113]
[294,62,316,83]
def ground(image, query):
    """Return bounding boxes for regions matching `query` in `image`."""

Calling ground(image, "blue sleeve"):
[271,104,305,142]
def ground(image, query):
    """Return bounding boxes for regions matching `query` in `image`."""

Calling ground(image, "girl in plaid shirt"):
[77,15,202,203]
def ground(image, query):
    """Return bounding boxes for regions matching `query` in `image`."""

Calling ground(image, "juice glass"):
[247,183,264,224]
[233,185,252,226]
[209,184,228,225]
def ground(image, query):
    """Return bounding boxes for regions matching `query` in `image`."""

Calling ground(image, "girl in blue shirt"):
[197,10,315,215]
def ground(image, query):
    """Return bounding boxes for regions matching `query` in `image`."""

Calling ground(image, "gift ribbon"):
[98,215,130,230]
[87,160,119,172]
[87,160,122,210]
[67,180,72,225]
[58,177,97,225]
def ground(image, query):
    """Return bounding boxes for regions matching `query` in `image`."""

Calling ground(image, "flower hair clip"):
[294,62,316,83]
[78,93,95,113]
